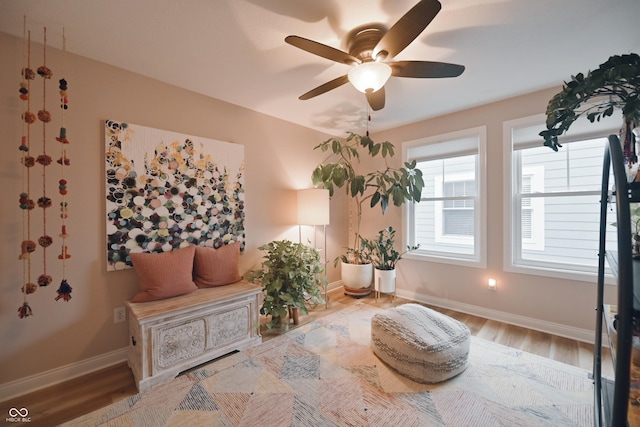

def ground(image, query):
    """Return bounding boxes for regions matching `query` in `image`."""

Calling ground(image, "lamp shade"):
[347,61,392,93]
[297,188,330,225]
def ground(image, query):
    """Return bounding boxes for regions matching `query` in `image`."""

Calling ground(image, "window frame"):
[403,126,487,268]
[503,113,619,282]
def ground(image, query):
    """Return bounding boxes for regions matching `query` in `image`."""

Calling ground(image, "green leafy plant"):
[311,132,424,264]
[540,53,640,152]
[360,227,419,270]
[246,240,326,329]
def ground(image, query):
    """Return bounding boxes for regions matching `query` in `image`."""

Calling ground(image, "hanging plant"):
[540,53,640,158]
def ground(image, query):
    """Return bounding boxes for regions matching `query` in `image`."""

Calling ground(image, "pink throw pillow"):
[130,245,198,302]
[194,243,242,287]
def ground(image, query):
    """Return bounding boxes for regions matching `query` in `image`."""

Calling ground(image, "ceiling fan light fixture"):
[347,62,392,93]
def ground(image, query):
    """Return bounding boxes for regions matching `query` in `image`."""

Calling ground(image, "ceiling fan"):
[285,0,465,111]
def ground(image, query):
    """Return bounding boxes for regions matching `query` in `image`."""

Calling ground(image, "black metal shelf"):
[594,135,636,427]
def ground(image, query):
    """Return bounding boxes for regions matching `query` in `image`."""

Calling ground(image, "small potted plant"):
[247,240,326,329]
[360,227,419,294]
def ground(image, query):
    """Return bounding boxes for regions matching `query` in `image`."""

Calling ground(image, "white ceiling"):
[1,0,639,136]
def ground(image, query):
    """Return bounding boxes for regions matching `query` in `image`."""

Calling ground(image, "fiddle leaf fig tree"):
[540,53,640,152]
[311,132,424,264]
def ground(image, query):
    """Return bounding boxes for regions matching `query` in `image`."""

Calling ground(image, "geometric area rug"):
[63,302,594,426]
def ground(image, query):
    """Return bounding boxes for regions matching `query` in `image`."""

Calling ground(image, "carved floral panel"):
[156,319,206,368]
[208,306,248,347]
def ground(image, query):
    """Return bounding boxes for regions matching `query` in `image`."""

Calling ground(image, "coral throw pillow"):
[194,243,242,287]
[130,245,198,302]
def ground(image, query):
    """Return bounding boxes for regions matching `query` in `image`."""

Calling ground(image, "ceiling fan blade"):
[299,75,350,100]
[285,35,360,65]
[366,87,385,111]
[373,0,441,60]
[390,60,465,78]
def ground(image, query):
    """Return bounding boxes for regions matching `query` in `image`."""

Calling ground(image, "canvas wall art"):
[104,120,245,271]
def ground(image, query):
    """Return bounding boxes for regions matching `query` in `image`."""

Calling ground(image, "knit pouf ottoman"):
[371,303,470,383]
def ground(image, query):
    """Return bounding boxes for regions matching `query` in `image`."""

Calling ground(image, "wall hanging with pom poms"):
[18,17,36,319]
[56,27,72,302]
[17,21,73,318]
[36,27,53,291]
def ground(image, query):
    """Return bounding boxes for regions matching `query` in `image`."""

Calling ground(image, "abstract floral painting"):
[104,120,245,271]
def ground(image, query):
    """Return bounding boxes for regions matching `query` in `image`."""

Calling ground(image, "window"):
[404,127,487,267]
[504,114,619,280]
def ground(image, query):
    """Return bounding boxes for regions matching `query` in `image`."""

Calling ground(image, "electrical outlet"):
[114,307,126,323]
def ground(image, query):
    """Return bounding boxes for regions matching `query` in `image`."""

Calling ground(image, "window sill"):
[505,262,615,285]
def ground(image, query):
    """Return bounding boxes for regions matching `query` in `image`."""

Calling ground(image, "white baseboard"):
[327,280,343,292]
[0,347,128,402]
[396,289,596,344]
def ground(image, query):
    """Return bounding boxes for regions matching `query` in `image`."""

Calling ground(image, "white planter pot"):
[341,262,373,296]
[374,268,396,293]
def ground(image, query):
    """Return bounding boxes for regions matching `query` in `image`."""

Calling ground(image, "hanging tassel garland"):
[37,27,52,290]
[18,18,36,318]
[18,21,74,314]
[56,26,72,302]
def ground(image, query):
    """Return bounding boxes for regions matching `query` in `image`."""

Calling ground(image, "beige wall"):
[0,30,346,391]
[364,89,617,337]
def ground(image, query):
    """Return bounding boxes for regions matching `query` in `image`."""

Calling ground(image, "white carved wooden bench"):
[125,280,262,392]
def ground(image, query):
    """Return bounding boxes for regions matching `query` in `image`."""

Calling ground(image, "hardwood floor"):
[1,289,611,427]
